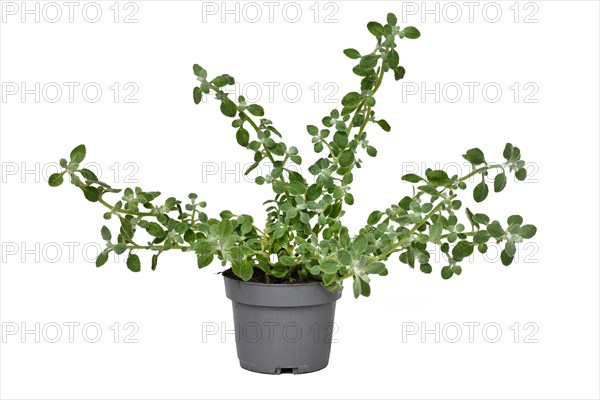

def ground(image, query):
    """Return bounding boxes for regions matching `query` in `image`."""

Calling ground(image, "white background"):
[1,1,599,399]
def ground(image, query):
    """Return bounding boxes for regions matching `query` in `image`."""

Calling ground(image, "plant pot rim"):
[222,273,325,287]
[223,273,342,307]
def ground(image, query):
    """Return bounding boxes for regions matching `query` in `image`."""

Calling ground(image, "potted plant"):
[48,12,537,374]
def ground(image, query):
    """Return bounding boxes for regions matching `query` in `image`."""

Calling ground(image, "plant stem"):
[345,66,385,137]
[129,244,188,251]
[99,197,154,217]
[440,231,476,240]
[459,164,504,182]
[357,105,372,137]
[378,193,456,259]
[238,110,294,206]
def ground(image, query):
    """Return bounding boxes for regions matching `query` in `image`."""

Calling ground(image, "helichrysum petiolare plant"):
[48,13,537,298]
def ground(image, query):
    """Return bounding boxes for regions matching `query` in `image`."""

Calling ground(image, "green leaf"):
[80,169,98,182]
[279,256,296,266]
[48,173,64,187]
[343,48,361,59]
[418,184,439,196]
[217,220,233,237]
[387,12,398,25]
[211,74,234,87]
[193,64,207,78]
[341,92,361,108]
[507,215,523,226]
[114,244,127,255]
[146,222,165,238]
[510,147,522,162]
[232,262,253,281]
[307,125,319,135]
[473,182,489,203]
[220,210,234,219]
[240,222,253,235]
[320,259,342,274]
[236,127,250,147]
[96,251,109,267]
[287,181,306,196]
[503,143,513,161]
[333,132,348,148]
[306,184,322,201]
[463,148,486,165]
[197,252,214,268]
[426,170,451,186]
[402,173,423,183]
[246,104,264,116]
[452,241,474,259]
[321,272,336,286]
[82,186,99,202]
[193,87,202,104]
[465,207,478,229]
[487,221,505,239]
[501,250,513,266]
[429,217,443,242]
[365,261,385,274]
[441,266,453,279]
[519,224,537,239]
[394,66,406,81]
[70,144,86,163]
[387,49,400,68]
[337,250,352,266]
[353,234,367,256]
[403,26,421,39]
[220,98,237,118]
[376,119,391,132]
[505,241,517,257]
[100,226,111,241]
[367,211,383,225]
[451,265,462,275]
[420,263,432,274]
[366,146,377,157]
[515,168,527,181]
[473,213,490,225]
[126,254,141,272]
[367,21,384,37]
[151,254,159,271]
[360,280,371,297]
[352,276,361,298]
[473,230,491,244]
[359,55,379,70]
[494,173,507,192]
[344,193,354,205]
[339,150,355,167]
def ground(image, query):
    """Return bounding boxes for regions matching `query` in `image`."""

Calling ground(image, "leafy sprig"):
[48,13,537,297]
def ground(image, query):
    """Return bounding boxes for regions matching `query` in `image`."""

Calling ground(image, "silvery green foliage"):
[49,13,536,298]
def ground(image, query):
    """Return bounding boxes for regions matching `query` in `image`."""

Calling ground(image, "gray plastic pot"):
[223,275,342,374]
